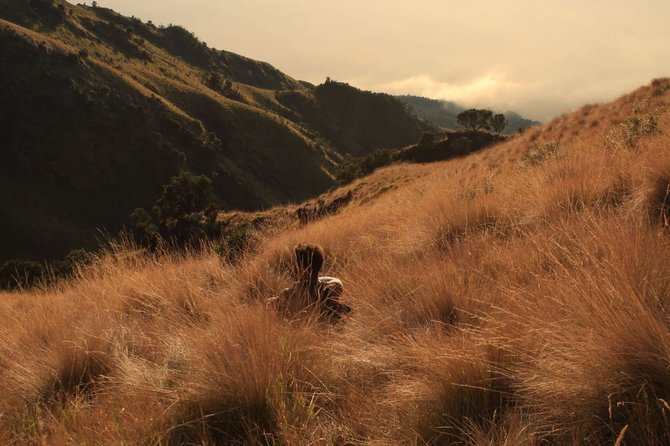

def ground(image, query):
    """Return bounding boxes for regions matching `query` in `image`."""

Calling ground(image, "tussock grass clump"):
[166,308,334,444]
[380,335,509,445]
[478,218,670,444]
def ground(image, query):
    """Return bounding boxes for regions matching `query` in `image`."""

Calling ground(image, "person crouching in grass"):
[268,244,352,322]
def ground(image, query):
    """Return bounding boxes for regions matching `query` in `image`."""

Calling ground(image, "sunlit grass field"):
[1,79,670,445]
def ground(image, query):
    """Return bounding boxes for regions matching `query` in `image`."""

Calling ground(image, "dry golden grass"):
[2,79,670,445]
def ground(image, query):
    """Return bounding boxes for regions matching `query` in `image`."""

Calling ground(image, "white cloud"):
[380,74,524,104]
[100,0,670,121]
[377,74,552,119]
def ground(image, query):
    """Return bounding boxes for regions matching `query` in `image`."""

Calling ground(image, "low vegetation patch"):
[521,139,561,166]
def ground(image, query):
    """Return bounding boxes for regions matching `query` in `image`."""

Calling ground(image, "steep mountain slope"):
[1,78,669,444]
[398,94,541,133]
[279,81,429,156]
[0,0,429,261]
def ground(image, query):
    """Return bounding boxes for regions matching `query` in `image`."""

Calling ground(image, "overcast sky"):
[99,0,670,121]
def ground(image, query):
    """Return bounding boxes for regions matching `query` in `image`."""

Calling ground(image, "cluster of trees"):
[2,171,243,290]
[0,249,93,290]
[159,24,212,68]
[206,73,242,101]
[336,149,397,184]
[29,0,66,23]
[2,165,221,288]
[130,170,218,246]
[130,170,258,261]
[456,109,508,133]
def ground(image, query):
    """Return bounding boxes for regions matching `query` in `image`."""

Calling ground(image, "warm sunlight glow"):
[100,0,670,121]
[380,74,527,111]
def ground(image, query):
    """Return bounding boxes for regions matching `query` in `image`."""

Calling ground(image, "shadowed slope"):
[0,1,429,261]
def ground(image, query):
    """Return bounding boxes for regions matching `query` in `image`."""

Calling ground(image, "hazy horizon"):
[99,0,670,121]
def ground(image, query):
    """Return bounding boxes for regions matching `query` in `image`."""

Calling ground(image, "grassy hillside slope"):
[0,0,429,261]
[1,78,669,444]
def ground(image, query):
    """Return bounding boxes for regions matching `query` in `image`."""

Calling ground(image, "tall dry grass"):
[2,79,670,445]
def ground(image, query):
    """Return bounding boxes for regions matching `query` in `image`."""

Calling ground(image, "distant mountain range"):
[0,0,431,261]
[397,95,541,134]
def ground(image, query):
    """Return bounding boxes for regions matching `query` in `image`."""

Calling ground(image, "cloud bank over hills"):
[103,0,670,121]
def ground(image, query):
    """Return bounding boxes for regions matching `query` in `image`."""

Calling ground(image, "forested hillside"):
[0,0,430,262]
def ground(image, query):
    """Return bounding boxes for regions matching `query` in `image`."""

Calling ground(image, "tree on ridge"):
[491,113,508,133]
[457,109,493,132]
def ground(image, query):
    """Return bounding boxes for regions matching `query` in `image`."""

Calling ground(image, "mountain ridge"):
[0,0,430,261]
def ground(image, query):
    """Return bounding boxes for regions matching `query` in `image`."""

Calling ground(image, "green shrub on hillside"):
[129,208,159,242]
[207,72,222,89]
[28,0,65,24]
[160,25,212,68]
[0,258,45,289]
[154,171,213,223]
[418,131,443,150]
[602,105,662,150]
[130,171,219,246]
[0,249,94,290]
[522,140,561,166]
[624,110,660,147]
[207,74,243,101]
[215,224,255,262]
[336,149,397,184]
